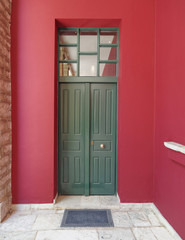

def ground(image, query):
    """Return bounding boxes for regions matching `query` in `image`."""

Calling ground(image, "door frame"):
[57,27,119,196]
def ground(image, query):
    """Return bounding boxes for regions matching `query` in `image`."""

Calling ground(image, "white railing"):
[164,142,185,154]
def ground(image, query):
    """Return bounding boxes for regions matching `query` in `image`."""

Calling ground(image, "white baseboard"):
[116,193,121,203]
[12,203,54,211]
[12,194,59,211]
[53,193,58,204]
[151,203,182,240]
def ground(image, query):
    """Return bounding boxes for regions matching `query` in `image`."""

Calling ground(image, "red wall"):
[11,0,155,203]
[155,0,185,238]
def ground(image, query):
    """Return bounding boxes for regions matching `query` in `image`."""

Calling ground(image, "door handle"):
[100,144,105,149]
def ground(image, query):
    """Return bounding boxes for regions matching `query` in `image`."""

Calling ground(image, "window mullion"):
[77,28,80,77]
[97,29,100,77]
[116,30,119,76]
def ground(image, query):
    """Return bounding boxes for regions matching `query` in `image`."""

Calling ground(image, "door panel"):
[90,84,116,194]
[59,84,85,194]
[58,83,116,195]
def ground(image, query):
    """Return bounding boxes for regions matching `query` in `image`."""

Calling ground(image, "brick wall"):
[0,0,12,221]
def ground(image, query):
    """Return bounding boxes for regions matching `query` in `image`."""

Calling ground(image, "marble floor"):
[0,196,182,240]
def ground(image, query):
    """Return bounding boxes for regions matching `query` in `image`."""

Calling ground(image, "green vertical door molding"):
[84,83,90,196]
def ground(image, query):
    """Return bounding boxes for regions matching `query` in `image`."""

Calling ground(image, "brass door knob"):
[100,144,105,149]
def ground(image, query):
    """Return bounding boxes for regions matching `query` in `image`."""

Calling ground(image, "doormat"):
[61,209,114,227]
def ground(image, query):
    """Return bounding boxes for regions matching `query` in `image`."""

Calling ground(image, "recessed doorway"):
[58,28,119,196]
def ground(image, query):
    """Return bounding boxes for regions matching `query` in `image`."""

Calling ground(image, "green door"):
[58,84,85,194]
[90,84,116,194]
[58,83,117,195]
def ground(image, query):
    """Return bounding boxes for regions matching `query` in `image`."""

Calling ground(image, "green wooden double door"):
[58,83,117,195]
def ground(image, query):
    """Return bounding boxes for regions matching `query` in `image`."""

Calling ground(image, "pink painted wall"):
[155,0,185,238]
[11,0,155,203]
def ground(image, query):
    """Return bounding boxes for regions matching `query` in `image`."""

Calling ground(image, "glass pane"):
[100,47,117,61]
[59,30,77,44]
[99,63,117,76]
[80,31,97,52]
[100,31,117,44]
[59,47,77,61]
[59,63,77,76]
[80,55,97,76]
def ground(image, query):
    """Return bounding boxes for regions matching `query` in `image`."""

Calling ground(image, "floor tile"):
[112,211,132,227]
[31,204,53,210]
[81,196,101,208]
[32,213,63,230]
[132,227,157,240]
[151,227,175,240]
[0,197,179,240]
[78,230,99,239]
[11,204,31,211]
[143,208,161,226]
[128,212,151,227]
[55,196,82,209]
[0,213,37,231]
[35,230,99,240]
[31,209,56,215]
[11,210,33,216]
[119,203,143,211]
[56,209,65,214]
[99,196,120,209]
[98,229,135,240]
[0,231,36,240]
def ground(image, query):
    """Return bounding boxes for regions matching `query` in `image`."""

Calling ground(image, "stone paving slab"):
[0,231,37,240]
[35,230,99,240]
[98,229,135,240]
[0,196,182,240]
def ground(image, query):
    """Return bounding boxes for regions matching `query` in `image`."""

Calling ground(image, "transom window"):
[58,28,119,77]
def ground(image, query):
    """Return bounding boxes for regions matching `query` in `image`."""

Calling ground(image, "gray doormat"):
[61,209,114,227]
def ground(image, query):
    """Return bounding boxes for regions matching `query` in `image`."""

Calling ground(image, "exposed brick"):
[0,131,11,145]
[0,120,6,131]
[0,156,9,167]
[0,0,12,222]
[0,93,11,103]
[0,81,11,93]
[7,120,11,130]
[0,102,11,118]
[2,144,12,155]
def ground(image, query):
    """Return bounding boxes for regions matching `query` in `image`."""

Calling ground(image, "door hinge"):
[91,140,94,146]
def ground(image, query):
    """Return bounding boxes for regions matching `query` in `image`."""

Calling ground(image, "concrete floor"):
[0,196,182,240]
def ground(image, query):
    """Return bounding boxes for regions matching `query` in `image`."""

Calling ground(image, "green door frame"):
[84,83,90,196]
[57,27,119,196]
[58,27,119,77]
